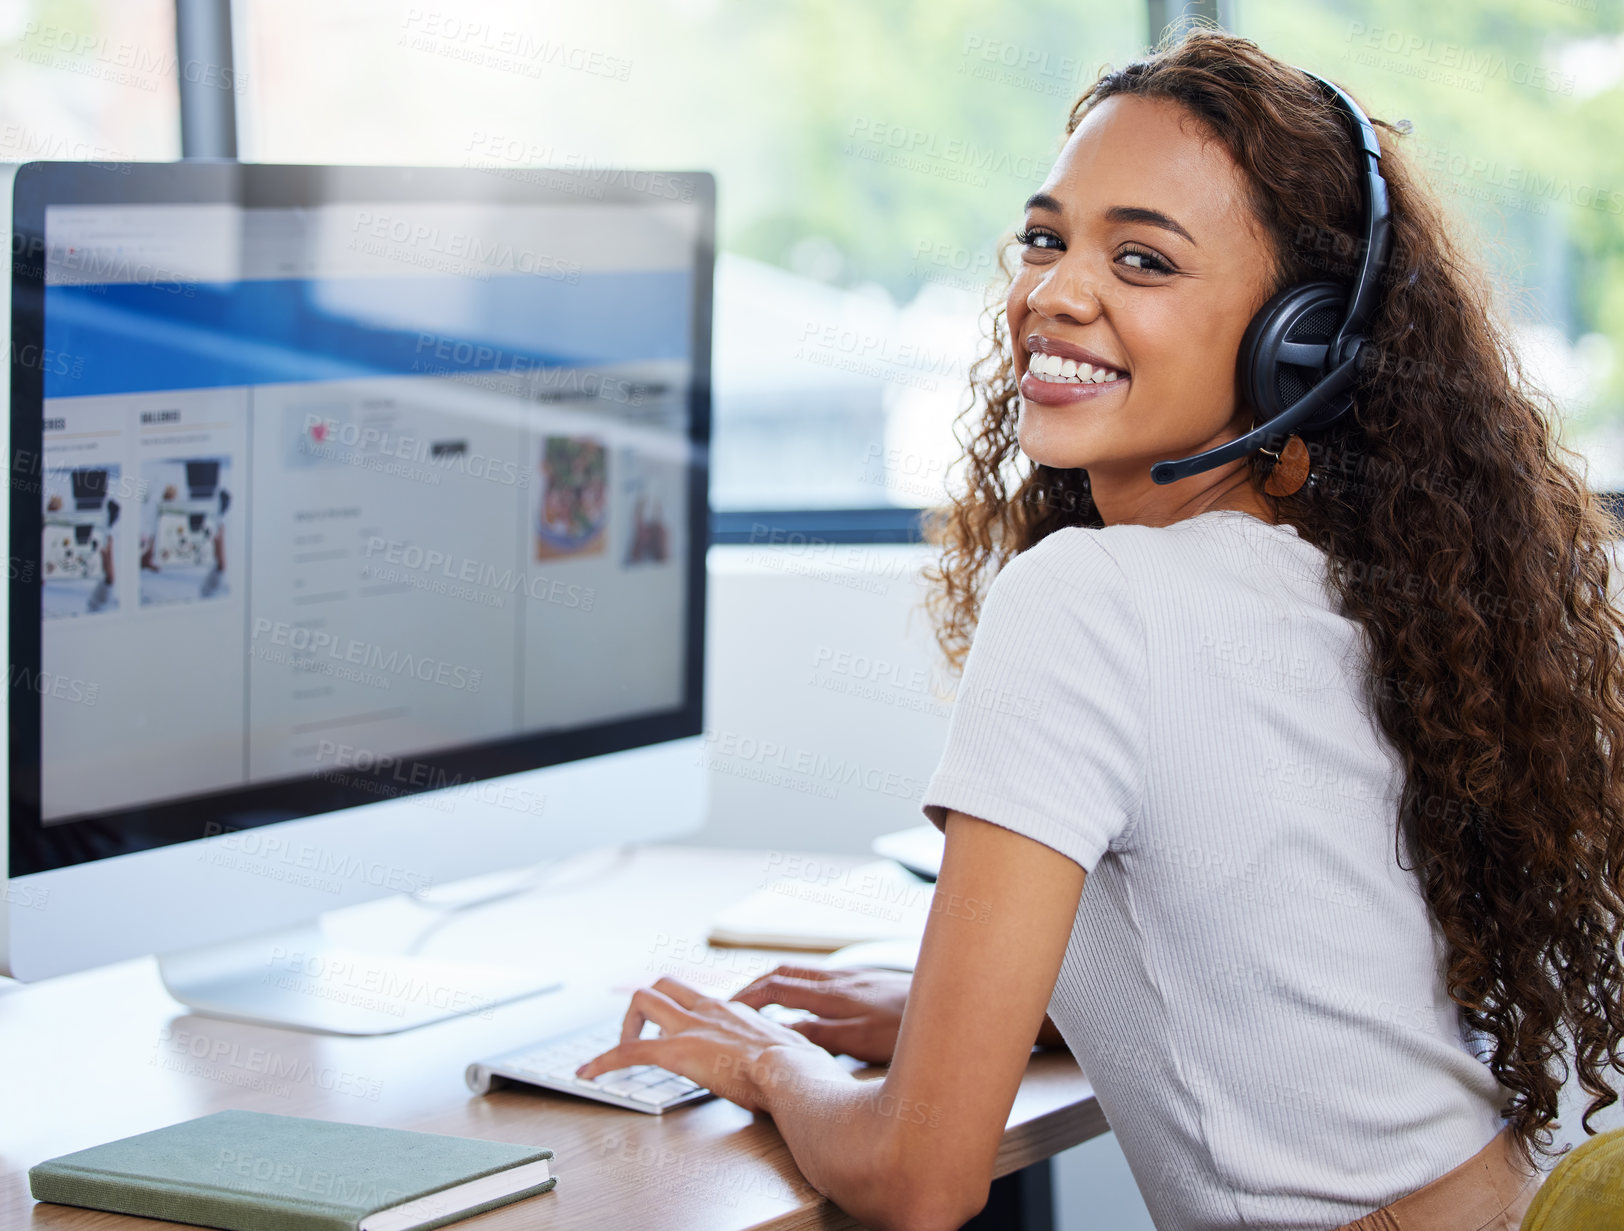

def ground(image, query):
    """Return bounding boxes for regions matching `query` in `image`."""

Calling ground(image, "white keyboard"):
[466,1004,815,1114]
[466,1018,710,1113]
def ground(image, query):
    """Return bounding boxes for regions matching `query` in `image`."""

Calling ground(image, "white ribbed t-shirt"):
[922,509,1508,1231]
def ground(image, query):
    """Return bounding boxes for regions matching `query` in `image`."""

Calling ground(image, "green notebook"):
[28,1109,556,1231]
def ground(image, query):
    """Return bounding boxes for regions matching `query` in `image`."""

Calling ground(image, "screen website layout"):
[37,200,698,824]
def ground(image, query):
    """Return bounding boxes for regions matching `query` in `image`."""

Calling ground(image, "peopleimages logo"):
[200,820,433,896]
[298,412,525,487]
[347,209,583,281]
[313,741,548,818]
[250,618,482,693]
[361,537,595,610]
[1343,22,1576,95]
[699,729,928,802]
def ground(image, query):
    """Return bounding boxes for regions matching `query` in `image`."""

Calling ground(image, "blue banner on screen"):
[43,271,692,398]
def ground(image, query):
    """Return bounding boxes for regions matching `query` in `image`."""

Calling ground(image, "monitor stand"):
[157,922,559,1035]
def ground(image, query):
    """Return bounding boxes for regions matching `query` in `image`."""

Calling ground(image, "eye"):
[1118,246,1173,275]
[1015,227,1063,252]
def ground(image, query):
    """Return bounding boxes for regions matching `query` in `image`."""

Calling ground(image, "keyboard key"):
[475,1016,714,1113]
[631,1079,690,1105]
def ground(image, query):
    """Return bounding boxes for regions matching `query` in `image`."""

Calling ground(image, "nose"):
[1025,263,1103,327]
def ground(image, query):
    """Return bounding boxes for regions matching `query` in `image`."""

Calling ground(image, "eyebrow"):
[1022,193,1197,247]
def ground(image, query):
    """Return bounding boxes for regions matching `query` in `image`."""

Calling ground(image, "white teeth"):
[1026,349,1125,385]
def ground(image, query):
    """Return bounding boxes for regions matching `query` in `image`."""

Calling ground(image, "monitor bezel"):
[8,161,714,878]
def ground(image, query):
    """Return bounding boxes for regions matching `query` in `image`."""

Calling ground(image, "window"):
[230,0,1145,512]
[12,1,1624,515]
[1236,0,1624,487]
[0,0,180,163]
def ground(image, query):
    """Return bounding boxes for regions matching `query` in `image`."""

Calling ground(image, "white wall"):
[695,542,952,852]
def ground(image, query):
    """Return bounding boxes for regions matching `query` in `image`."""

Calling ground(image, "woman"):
[580,31,1624,1230]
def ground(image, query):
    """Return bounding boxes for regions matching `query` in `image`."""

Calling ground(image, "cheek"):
[1121,293,1248,401]
[1005,277,1035,349]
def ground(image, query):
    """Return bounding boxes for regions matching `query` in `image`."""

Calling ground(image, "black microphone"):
[1148,354,1360,486]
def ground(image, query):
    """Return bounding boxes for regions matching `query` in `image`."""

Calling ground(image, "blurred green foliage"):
[1242,0,1624,434]
[691,0,1623,444]
[2,0,1619,461]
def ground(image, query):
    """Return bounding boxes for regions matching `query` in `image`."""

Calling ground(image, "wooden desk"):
[1,845,1105,1229]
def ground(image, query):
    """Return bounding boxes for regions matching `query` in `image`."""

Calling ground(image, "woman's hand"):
[733,964,1068,1059]
[732,965,912,1065]
[575,975,842,1113]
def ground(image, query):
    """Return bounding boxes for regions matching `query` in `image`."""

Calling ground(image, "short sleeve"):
[922,528,1146,872]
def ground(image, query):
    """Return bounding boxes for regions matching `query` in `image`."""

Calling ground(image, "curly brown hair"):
[924,28,1624,1164]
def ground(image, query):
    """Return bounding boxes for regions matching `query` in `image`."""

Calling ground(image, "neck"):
[1086,460,1276,529]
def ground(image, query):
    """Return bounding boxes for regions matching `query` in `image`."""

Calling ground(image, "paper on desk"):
[707,859,933,951]
[871,824,946,880]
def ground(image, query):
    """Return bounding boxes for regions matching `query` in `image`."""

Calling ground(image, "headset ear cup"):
[1238,281,1351,429]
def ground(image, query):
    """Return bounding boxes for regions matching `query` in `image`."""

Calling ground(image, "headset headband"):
[1307,71,1391,362]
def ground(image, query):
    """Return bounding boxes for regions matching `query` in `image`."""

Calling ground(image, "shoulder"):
[977,517,1284,654]
[985,521,1190,616]
[990,525,1129,595]
[975,527,1144,654]
[993,518,1216,584]
[996,515,1320,604]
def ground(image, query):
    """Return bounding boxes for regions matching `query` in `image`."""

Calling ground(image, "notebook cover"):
[29,1109,555,1231]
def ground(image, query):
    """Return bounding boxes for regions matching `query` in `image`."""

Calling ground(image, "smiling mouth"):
[1019,344,1123,388]
[1025,351,1128,385]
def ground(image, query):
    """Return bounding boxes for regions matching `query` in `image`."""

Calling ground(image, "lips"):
[1020,334,1129,404]
[1026,335,1127,375]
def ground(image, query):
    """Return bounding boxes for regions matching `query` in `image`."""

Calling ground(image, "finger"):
[732,976,862,1018]
[790,1017,862,1055]
[789,1017,895,1065]
[576,1038,663,1080]
[619,984,692,1045]
[650,976,707,1010]
[773,964,838,981]
[732,965,834,1001]
[732,974,837,1007]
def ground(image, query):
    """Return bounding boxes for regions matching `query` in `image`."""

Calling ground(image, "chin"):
[1016,417,1097,473]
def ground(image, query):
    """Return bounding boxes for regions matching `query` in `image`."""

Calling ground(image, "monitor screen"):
[9,164,713,876]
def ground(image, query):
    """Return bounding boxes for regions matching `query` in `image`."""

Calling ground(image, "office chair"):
[1519,1127,1624,1230]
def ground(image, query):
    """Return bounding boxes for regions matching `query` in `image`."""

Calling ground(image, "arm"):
[579,812,1085,1231]
[756,813,1084,1229]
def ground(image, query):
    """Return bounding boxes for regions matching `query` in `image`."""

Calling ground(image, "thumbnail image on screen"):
[621,448,677,567]
[140,456,232,606]
[535,434,608,560]
[41,465,122,619]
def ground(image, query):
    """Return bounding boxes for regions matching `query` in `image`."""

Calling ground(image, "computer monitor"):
[0,162,714,1032]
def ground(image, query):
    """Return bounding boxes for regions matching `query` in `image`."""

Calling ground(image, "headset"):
[1149,70,1392,486]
